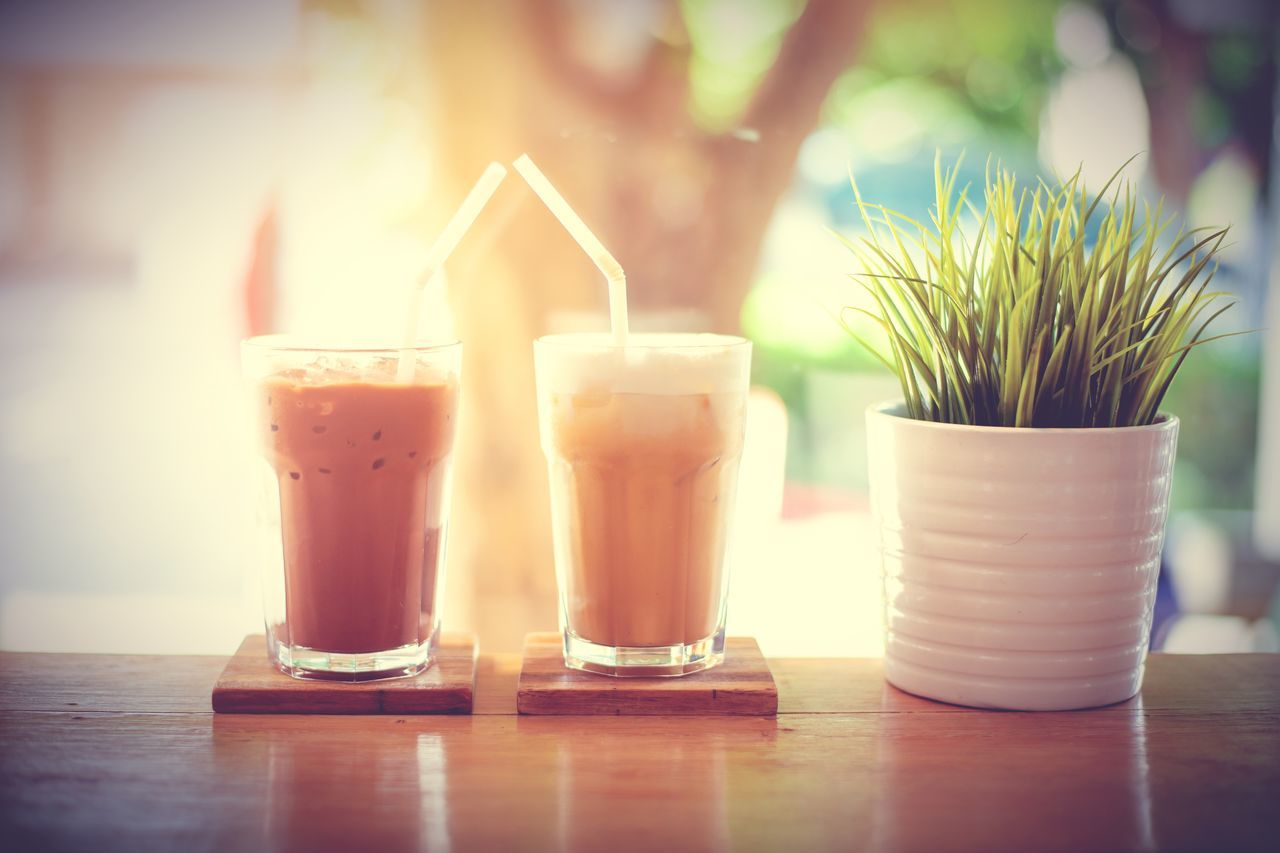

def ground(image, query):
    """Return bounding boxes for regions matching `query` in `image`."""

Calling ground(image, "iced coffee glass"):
[534,333,751,676]
[242,336,460,680]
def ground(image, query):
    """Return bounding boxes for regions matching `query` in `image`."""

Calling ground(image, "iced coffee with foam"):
[242,337,460,680]
[534,333,751,676]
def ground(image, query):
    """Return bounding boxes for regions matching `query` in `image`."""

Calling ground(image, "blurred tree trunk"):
[1133,0,1205,205]
[1128,0,1277,204]
[418,0,871,650]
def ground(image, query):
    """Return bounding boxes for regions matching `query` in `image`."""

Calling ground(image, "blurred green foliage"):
[682,0,803,131]
[1207,35,1266,90]
[683,0,1063,140]
[1162,343,1261,511]
[682,0,1270,511]
[834,0,1061,138]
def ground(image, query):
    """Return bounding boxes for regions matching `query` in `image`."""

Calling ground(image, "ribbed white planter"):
[867,401,1179,710]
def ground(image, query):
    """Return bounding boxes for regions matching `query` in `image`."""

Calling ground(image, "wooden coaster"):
[212,634,476,714]
[516,633,777,716]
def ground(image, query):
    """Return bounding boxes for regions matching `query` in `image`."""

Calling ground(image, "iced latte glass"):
[534,333,751,676]
[242,336,460,680]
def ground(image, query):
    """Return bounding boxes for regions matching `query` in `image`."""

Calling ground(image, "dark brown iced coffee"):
[244,339,460,680]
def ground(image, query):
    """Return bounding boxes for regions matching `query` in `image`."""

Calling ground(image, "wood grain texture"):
[1,651,1277,852]
[517,633,778,716]
[773,653,1280,715]
[5,649,1275,717]
[0,651,227,714]
[211,634,477,715]
[2,704,1277,851]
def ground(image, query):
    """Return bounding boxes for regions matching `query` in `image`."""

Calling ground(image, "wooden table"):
[2,652,1277,852]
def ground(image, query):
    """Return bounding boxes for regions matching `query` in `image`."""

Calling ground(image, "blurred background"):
[1,0,1277,656]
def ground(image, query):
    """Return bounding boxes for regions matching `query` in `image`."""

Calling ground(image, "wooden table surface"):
[1,651,1277,852]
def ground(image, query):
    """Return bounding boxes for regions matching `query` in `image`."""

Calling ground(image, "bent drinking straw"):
[397,161,508,383]
[513,153,630,346]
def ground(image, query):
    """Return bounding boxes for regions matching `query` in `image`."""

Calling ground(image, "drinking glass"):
[534,333,751,676]
[242,336,460,680]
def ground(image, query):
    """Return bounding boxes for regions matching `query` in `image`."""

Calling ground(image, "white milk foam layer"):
[534,333,750,395]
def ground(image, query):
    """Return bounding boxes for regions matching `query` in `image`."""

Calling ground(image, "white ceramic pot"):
[866,401,1179,710]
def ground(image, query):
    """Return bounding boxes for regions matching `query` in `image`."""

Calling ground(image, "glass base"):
[562,629,725,677]
[268,635,432,682]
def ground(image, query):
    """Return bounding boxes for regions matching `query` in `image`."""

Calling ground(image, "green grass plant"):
[840,156,1238,428]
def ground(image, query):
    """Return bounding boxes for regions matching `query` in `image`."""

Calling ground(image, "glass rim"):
[242,334,461,354]
[534,332,750,352]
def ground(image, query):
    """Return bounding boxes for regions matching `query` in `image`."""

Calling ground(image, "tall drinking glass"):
[534,333,752,676]
[242,336,461,680]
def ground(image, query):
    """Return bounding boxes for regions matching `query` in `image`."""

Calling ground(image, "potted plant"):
[842,158,1237,710]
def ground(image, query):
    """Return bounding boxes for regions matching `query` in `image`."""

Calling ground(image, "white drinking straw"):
[397,161,508,383]
[513,153,629,346]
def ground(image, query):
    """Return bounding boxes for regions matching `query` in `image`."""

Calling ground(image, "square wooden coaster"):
[212,633,476,714]
[516,633,777,716]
